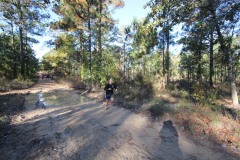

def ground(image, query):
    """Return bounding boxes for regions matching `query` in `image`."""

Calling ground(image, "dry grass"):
[174,105,240,156]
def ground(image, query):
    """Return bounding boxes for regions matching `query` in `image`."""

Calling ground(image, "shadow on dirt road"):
[0,81,239,160]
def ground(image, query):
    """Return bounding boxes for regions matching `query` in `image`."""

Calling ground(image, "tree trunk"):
[230,51,238,108]
[209,0,239,107]
[25,33,29,77]
[220,65,223,83]
[87,3,92,73]
[162,36,165,76]
[19,26,25,78]
[166,29,170,83]
[78,31,83,80]
[143,55,146,75]
[196,50,202,81]
[123,43,126,76]
[11,21,17,79]
[231,81,239,108]
[98,0,102,66]
[18,0,25,78]
[225,66,227,82]
[214,66,219,83]
[209,30,214,86]
[77,31,82,63]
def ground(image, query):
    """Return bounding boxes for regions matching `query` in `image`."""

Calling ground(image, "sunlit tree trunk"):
[230,50,238,108]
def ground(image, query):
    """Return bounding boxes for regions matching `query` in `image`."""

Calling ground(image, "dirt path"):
[0,81,238,160]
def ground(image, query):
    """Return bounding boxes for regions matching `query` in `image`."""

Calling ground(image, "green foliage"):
[0,115,8,125]
[178,90,189,99]
[0,78,9,91]
[41,31,121,87]
[84,50,119,86]
[0,32,38,80]
[8,79,34,90]
[41,33,77,77]
[44,0,125,86]
[0,0,49,78]
[192,84,217,106]
[210,105,225,113]
[0,78,35,92]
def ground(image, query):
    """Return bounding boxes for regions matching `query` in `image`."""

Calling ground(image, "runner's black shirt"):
[104,83,117,95]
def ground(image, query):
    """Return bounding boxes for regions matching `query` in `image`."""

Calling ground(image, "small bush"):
[176,80,194,93]
[210,105,224,113]
[192,84,217,106]
[9,79,34,90]
[0,78,34,91]
[210,118,224,130]
[178,90,189,99]
[178,99,194,112]
[0,78,9,91]
[0,115,8,125]
[149,102,173,117]
[166,83,175,91]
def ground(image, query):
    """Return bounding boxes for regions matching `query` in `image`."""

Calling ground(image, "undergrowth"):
[115,79,240,153]
[0,93,26,127]
[0,78,35,92]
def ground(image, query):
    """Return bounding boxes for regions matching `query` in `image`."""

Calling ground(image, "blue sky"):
[112,0,150,27]
[33,0,182,59]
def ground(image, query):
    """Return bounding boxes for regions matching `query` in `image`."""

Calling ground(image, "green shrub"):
[0,115,8,125]
[210,114,224,129]
[9,79,34,89]
[166,83,175,91]
[0,78,34,91]
[192,84,217,106]
[178,99,194,112]
[178,90,189,99]
[0,78,10,91]
[210,105,224,113]
[149,102,173,117]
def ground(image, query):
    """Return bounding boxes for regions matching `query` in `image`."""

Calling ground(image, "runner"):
[104,77,117,109]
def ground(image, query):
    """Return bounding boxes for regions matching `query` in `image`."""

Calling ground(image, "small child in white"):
[35,89,46,109]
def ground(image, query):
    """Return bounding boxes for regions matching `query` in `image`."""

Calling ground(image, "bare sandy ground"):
[0,81,238,160]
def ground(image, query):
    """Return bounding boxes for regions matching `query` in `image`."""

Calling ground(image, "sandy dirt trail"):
[0,81,238,160]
